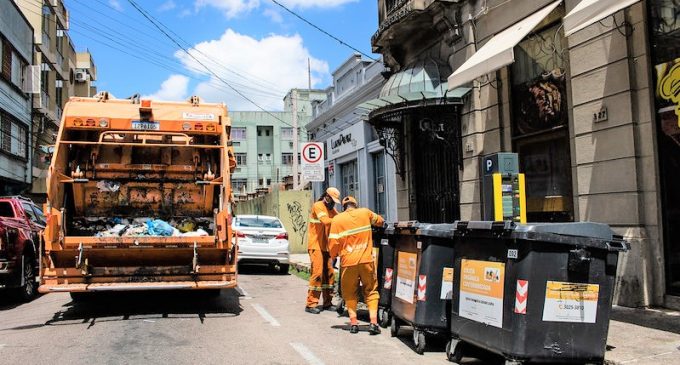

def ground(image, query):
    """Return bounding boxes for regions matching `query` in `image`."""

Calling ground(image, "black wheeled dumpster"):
[390,222,456,354]
[447,221,629,365]
[376,224,398,328]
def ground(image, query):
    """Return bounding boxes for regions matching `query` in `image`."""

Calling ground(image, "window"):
[266,178,271,186]
[0,202,15,217]
[373,153,386,216]
[41,63,50,92]
[55,79,63,106]
[231,127,246,140]
[42,4,51,34]
[1,41,10,80]
[235,153,247,166]
[282,153,293,165]
[511,24,573,222]
[22,203,39,224]
[281,128,294,140]
[10,51,25,89]
[341,160,359,200]
[32,205,46,226]
[257,130,262,137]
[232,179,247,193]
[265,129,270,137]
[232,141,241,147]
[0,112,28,159]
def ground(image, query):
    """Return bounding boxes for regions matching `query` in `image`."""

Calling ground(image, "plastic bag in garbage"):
[96,180,120,192]
[180,228,209,237]
[146,219,174,236]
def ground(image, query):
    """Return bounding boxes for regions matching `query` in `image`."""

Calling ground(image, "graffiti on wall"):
[286,201,307,246]
[657,58,680,128]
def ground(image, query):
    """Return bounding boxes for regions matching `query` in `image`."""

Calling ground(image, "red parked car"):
[0,196,46,301]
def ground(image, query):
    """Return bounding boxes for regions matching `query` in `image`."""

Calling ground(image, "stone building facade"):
[369,0,680,308]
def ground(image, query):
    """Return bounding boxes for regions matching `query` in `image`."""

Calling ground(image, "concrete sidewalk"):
[291,252,680,364]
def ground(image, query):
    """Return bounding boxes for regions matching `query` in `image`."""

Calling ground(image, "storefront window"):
[511,23,574,222]
[373,152,386,216]
[340,160,358,201]
[650,0,680,296]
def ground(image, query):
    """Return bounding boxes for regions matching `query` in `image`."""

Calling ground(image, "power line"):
[71,0,288,94]
[269,0,378,61]
[125,0,296,126]
[18,4,288,101]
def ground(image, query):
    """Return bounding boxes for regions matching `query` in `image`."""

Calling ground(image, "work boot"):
[305,306,321,314]
[369,323,381,335]
[349,325,359,334]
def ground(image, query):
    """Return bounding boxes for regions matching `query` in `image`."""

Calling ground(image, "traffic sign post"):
[301,142,324,182]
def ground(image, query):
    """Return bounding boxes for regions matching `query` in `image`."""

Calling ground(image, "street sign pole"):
[292,89,299,190]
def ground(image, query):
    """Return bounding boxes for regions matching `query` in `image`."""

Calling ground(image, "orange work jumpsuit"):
[328,207,385,324]
[306,200,338,308]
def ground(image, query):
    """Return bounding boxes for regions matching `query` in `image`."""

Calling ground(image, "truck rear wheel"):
[15,255,38,302]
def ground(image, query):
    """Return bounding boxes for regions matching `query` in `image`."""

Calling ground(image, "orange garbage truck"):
[39,93,237,296]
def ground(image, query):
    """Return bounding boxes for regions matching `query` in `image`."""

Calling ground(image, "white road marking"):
[237,286,252,299]
[251,303,280,327]
[290,342,325,365]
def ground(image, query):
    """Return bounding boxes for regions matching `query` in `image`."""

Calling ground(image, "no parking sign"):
[301,142,324,182]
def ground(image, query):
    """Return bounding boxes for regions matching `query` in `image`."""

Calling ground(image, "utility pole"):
[292,89,299,190]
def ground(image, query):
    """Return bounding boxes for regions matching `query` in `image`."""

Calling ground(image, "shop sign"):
[326,122,366,159]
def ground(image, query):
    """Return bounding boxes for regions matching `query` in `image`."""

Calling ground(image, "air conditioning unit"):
[75,71,89,82]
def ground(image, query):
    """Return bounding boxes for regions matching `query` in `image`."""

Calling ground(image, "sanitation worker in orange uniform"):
[329,196,385,335]
[305,187,341,314]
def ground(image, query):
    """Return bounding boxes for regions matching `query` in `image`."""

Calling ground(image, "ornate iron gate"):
[410,105,461,223]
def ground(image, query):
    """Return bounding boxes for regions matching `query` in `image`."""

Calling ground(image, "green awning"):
[358,58,470,114]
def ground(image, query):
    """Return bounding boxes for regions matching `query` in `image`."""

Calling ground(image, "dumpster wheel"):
[413,328,426,354]
[446,339,463,363]
[336,299,345,315]
[390,318,400,337]
[378,307,391,328]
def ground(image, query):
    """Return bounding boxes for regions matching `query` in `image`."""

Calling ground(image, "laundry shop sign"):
[326,122,366,160]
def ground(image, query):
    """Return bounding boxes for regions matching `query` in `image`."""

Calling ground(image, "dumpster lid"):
[417,223,456,238]
[514,222,614,241]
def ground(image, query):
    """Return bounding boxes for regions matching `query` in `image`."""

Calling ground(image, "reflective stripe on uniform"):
[328,225,372,240]
[308,286,323,291]
[309,218,322,224]
[317,212,328,218]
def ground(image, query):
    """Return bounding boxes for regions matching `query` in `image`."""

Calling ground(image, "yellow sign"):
[459,260,505,328]
[395,251,417,303]
[657,58,680,127]
[543,281,600,323]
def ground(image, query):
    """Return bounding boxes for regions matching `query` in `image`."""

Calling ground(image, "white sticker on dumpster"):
[459,260,505,328]
[440,267,454,300]
[395,252,417,304]
[542,281,599,323]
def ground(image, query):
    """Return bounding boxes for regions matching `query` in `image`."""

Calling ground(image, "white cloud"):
[175,29,329,111]
[194,0,260,18]
[158,0,176,11]
[109,0,123,11]
[142,74,190,101]
[193,0,357,18]
[262,8,283,23]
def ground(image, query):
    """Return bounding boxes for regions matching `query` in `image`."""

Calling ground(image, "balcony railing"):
[386,0,409,15]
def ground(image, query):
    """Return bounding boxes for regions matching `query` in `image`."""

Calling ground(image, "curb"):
[290,261,311,275]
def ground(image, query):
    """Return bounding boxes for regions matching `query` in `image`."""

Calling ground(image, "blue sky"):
[64,0,379,110]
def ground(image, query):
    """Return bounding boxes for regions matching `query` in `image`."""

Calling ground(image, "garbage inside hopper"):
[90,217,211,237]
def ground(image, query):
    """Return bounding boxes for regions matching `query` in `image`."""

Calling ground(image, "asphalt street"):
[0,266,494,365]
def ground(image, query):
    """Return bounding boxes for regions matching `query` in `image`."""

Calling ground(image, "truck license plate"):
[132,121,160,130]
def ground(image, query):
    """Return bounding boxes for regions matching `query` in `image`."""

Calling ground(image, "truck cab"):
[0,196,46,301]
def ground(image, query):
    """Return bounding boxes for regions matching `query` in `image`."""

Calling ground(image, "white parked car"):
[232,215,290,273]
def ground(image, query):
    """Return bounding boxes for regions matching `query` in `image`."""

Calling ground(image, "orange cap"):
[342,196,357,207]
[326,187,341,204]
